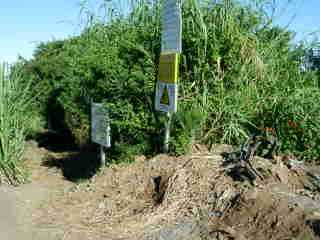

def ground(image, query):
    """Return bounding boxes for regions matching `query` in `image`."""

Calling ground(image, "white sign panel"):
[91,103,111,148]
[161,0,182,53]
[155,82,178,112]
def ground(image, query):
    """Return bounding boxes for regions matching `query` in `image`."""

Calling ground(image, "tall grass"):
[0,63,31,184]
[185,0,320,160]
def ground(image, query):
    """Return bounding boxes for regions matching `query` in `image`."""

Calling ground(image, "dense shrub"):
[20,0,320,162]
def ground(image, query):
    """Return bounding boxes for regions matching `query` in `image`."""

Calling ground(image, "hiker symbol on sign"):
[155,82,177,113]
[160,85,170,105]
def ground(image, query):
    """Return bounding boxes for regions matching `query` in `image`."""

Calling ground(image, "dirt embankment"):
[1,142,320,240]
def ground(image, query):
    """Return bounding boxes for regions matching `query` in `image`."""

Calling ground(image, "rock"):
[288,195,320,214]
[143,219,204,240]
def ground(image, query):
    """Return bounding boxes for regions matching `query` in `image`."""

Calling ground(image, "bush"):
[19,0,320,162]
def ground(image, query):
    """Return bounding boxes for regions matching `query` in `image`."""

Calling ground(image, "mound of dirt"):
[29,145,320,240]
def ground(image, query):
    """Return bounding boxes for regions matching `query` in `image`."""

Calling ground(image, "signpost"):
[155,0,182,152]
[91,102,111,167]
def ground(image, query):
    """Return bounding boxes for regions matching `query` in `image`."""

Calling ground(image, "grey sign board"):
[161,0,182,53]
[91,103,111,148]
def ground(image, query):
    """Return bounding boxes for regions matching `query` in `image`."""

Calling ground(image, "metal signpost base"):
[100,145,106,167]
[164,112,172,153]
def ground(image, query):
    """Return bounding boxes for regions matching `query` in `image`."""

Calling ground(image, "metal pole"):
[164,112,172,153]
[100,145,106,167]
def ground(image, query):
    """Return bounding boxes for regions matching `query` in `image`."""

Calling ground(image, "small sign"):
[91,103,111,148]
[155,53,179,113]
[161,0,182,53]
[155,82,178,112]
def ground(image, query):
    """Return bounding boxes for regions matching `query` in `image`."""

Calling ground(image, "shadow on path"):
[34,130,78,153]
[42,151,101,182]
[35,130,101,182]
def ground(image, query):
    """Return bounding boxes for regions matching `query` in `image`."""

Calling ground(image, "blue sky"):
[0,0,319,63]
[273,0,320,43]
[0,0,80,63]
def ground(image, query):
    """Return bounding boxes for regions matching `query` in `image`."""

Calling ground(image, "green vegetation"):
[17,0,320,164]
[0,63,36,184]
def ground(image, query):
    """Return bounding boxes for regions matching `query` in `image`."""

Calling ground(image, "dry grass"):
[25,145,318,239]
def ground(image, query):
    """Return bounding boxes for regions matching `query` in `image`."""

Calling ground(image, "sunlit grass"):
[0,63,31,184]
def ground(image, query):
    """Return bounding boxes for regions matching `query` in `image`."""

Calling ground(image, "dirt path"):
[0,141,319,240]
[0,142,75,240]
[0,183,60,240]
[0,186,19,240]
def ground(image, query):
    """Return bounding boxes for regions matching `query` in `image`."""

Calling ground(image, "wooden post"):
[164,112,172,153]
[100,145,106,167]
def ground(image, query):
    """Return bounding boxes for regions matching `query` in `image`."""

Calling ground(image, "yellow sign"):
[156,54,179,112]
[158,53,179,84]
[160,85,170,105]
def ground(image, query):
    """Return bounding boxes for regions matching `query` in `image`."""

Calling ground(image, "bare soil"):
[0,141,319,240]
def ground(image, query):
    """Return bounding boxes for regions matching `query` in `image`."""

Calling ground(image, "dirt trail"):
[0,186,19,240]
[0,141,319,240]
[0,183,59,239]
[0,142,75,240]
